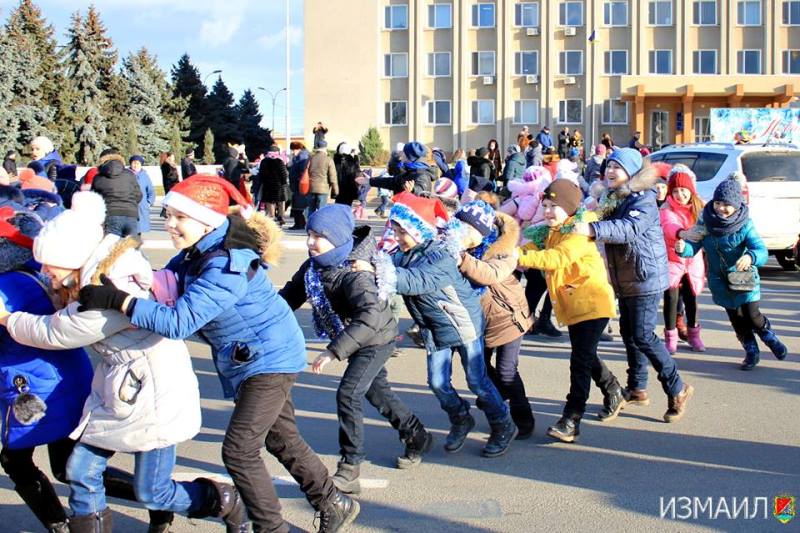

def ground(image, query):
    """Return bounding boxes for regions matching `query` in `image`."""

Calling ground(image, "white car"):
[647,142,800,271]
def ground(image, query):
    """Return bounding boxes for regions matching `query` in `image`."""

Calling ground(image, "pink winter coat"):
[659,197,706,295]
[498,166,552,241]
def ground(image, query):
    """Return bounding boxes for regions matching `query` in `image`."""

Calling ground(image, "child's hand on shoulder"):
[311,350,335,374]
[350,260,375,273]
[675,239,686,254]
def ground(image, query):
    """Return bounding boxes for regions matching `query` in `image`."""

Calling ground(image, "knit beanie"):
[455,200,496,237]
[129,155,145,165]
[389,192,449,243]
[20,172,56,193]
[713,178,743,207]
[33,191,106,270]
[542,180,583,217]
[403,141,426,161]
[337,143,352,156]
[607,147,643,178]
[434,177,458,199]
[163,174,252,228]
[475,147,489,158]
[307,204,355,248]
[667,164,698,196]
[0,205,43,273]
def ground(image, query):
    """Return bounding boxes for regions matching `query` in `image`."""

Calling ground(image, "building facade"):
[304,0,800,154]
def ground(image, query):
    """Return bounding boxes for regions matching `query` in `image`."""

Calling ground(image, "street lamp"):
[257,87,287,134]
[203,69,222,86]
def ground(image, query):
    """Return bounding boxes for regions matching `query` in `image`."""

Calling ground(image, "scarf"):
[665,196,695,226]
[304,242,353,339]
[703,202,749,237]
[466,227,499,296]
[524,208,586,249]
[402,160,429,171]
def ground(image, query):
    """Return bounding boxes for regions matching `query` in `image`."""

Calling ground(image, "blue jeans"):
[104,215,139,237]
[619,294,684,397]
[427,337,510,425]
[307,193,328,215]
[66,442,205,516]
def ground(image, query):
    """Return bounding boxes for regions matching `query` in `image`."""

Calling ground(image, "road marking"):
[172,472,388,489]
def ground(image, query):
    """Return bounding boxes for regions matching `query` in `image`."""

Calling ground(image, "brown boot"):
[664,384,694,423]
[676,313,689,342]
[621,388,650,406]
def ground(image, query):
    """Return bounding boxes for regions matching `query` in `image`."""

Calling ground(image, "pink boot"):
[687,325,706,352]
[664,328,678,354]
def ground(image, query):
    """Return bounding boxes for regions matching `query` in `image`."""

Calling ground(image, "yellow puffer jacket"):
[518,212,616,326]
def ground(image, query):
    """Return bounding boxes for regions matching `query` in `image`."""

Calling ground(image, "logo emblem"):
[774,495,796,524]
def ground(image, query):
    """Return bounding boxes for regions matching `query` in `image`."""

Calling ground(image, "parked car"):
[647,142,800,271]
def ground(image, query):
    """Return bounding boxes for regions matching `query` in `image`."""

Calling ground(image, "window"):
[384,101,407,126]
[428,3,452,28]
[693,50,717,74]
[737,50,761,74]
[737,0,761,25]
[649,50,673,73]
[558,99,583,123]
[514,100,539,124]
[427,100,451,125]
[559,50,583,75]
[471,100,495,124]
[472,3,495,27]
[784,1,800,24]
[515,51,539,75]
[515,2,540,27]
[694,117,711,142]
[742,152,800,182]
[384,5,408,29]
[383,53,408,77]
[559,2,584,26]
[658,152,727,181]
[604,50,628,75]
[471,51,496,76]
[427,52,451,76]
[783,50,800,73]
[693,1,717,24]
[602,99,628,124]
[603,1,628,26]
[648,1,673,25]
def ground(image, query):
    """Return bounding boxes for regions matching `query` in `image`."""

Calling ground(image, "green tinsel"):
[522,207,587,250]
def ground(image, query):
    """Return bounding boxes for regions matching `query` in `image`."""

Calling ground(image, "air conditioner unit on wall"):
[563,76,576,85]
[526,27,539,36]
[564,27,577,36]
[482,76,494,85]
[525,75,539,84]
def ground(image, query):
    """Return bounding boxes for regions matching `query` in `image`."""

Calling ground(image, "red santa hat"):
[163,174,252,228]
[388,192,449,243]
[0,206,34,249]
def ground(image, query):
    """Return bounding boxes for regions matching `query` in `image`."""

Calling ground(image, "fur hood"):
[228,207,283,266]
[97,153,126,167]
[81,235,152,296]
[484,211,520,261]
[612,164,660,199]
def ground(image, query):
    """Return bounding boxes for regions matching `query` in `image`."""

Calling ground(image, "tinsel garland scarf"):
[595,191,623,221]
[522,207,586,249]
[304,264,346,339]
[374,250,398,301]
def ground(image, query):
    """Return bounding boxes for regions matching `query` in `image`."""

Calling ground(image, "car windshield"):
[649,151,728,182]
[741,152,800,182]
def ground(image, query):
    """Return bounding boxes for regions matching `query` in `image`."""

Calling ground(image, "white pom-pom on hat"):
[69,191,107,226]
[33,191,107,270]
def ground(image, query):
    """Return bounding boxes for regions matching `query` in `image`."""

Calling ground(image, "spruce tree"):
[121,48,170,160]
[359,127,386,166]
[122,115,140,159]
[0,33,19,154]
[205,77,239,162]
[202,128,215,164]
[83,5,117,92]
[170,54,207,152]
[236,90,272,160]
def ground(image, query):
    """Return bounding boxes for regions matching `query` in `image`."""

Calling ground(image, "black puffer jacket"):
[222,147,243,189]
[279,225,397,360]
[91,155,142,218]
[369,164,435,196]
[334,153,360,206]
[256,155,289,203]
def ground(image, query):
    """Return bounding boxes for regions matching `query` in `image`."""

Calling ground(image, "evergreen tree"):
[236,89,272,160]
[202,128,215,164]
[170,54,207,153]
[121,48,170,160]
[168,122,184,160]
[205,77,239,162]
[121,115,140,160]
[0,34,18,154]
[83,5,117,92]
[359,127,386,166]
[103,72,132,153]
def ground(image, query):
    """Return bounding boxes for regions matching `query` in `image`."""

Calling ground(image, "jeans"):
[564,318,618,416]
[619,294,684,396]
[524,269,553,321]
[104,215,139,238]
[66,442,204,516]
[221,373,335,532]
[427,337,510,425]
[338,343,420,464]
[307,193,329,215]
[377,195,390,214]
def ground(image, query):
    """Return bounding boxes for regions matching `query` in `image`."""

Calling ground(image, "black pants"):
[485,336,534,429]
[725,302,766,341]
[663,275,698,329]
[524,269,553,321]
[337,343,419,465]
[565,318,618,417]
[221,373,336,533]
[0,437,73,486]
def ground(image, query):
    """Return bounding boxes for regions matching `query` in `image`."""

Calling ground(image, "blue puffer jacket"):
[590,168,669,298]
[681,219,767,309]
[130,219,307,399]
[1,268,92,449]
[393,239,484,351]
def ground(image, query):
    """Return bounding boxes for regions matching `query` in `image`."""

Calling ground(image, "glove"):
[78,274,131,312]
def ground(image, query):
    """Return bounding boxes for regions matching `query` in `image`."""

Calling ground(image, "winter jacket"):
[180,157,197,180]
[20,189,65,222]
[680,218,767,309]
[6,236,201,453]
[527,144,543,168]
[369,164,435,197]
[3,156,16,177]
[659,198,706,295]
[488,149,503,176]
[458,213,532,347]
[467,156,496,189]
[519,212,617,326]
[280,226,397,359]
[536,131,553,150]
[590,167,670,298]
[334,153,360,206]
[502,152,526,183]
[160,162,179,194]
[222,147,244,189]
[313,126,328,149]
[557,132,572,158]
[387,152,402,177]
[453,160,469,195]
[129,215,307,399]
[91,155,142,219]
[134,169,155,233]
[289,150,310,210]
[257,154,290,203]
[584,155,605,184]
[33,151,62,181]
[308,149,338,196]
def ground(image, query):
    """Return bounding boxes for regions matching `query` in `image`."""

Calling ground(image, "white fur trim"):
[163,191,227,228]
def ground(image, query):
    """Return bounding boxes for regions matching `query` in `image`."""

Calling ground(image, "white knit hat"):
[33,191,106,269]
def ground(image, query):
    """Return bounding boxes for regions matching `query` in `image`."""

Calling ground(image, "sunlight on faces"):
[655,182,669,202]
[713,201,736,219]
[542,199,568,227]
[130,160,142,172]
[164,206,213,249]
[671,186,692,205]
[306,230,335,257]
[390,221,419,252]
[30,141,46,161]
[604,160,629,190]
[459,223,484,250]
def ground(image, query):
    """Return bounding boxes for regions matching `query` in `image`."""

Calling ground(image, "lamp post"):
[203,69,222,86]
[257,87,287,134]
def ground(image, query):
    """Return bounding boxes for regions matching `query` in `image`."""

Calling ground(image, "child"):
[517,181,625,442]
[279,204,432,494]
[453,201,536,439]
[677,179,787,370]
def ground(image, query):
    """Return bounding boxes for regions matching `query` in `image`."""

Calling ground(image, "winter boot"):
[103,467,175,532]
[664,328,678,354]
[289,209,306,230]
[316,489,360,533]
[598,385,626,422]
[547,414,581,443]
[331,459,360,495]
[444,413,476,453]
[676,312,689,342]
[188,478,248,533]
[534,316,562,338]
[405,324,425,348]
[67,508,112,533]
[755,317,788,360]
[663,384,694,423]
[686,326,706,352]
[621,388,650,406]
[740,335,761,371]
[396,424,434,469]
[482,419,518,457]
[14,471,68,532]
[510,403,535,440]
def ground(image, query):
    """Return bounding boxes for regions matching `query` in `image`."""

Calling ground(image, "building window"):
[427,100,452,125]
[783,50,800,73]
[693,1,717,24]
[427,52,451,77]
[515,2,540,27]
[603,1,628,26]
[471,100,495,125]
[384,5,408,29]
[383,53,408,77]
[471,51,496,76]
[782,1,800,24]
[604,50,628,75]
[694,117,711,142]
[693,50,717,74]
[471,3,496,27]
[558,99,583,124]
[649,50,673,73]
[559,1,584,26]
[737,50,761,74]
[737,0,761,25]
[514,100,539,124]
[602,99,628,124]
[515,51,539,75]
[559,50,583,75]
[648,1,673,25]
[384,101,407,126]
[428,3,453,28]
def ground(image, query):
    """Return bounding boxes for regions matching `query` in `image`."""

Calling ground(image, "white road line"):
[172,472,388,489]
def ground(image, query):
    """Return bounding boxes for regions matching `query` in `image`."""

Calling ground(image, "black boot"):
[14,471,68,532]
[289,209,306,230]
[509,404,535,440]
[316,489,360,533]
[103,467,175,533]
[396,424,433,469]
[188,478,248,533]
[740,334,761,371]
[598,385,626,422]
[331,459,360,495]
[754,317,788,360]
[534,316,562,338]
[547,414,581,443]
[482,419,518,457]
[67,508,113,533]
[444,413,476,453]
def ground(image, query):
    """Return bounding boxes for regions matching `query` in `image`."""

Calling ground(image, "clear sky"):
[0,0,305,135]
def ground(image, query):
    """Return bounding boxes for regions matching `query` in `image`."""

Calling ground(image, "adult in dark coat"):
[91,151,143,237]
[159,152,180,194]
[257,145,290,225]
[221,146,244,189]
[558,127,572,159]
[334,143,360,207]
[366,142,434,196]
[467,147,496,192]
[180,148,197,179]
[487,139,503,177]
[3,150,17,177]
[288,142,310,230]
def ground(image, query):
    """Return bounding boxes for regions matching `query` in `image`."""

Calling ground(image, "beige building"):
[304,0,800,154]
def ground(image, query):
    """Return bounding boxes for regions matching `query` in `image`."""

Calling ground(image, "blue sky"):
[0,0,305,135]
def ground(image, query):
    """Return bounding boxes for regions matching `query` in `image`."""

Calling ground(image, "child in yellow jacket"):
[517,180,625,443]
